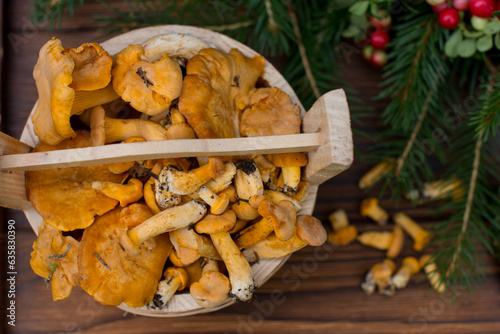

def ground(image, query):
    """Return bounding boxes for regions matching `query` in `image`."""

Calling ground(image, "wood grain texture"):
[1,1,499,333]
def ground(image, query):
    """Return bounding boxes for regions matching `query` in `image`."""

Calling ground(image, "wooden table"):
[1,1,500,333]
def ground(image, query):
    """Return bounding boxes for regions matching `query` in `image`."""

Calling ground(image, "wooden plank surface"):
[1,1,500,334]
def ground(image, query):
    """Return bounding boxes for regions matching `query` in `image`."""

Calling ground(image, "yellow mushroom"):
[267,153,308,194]
[166,109,197,139]
[327,209,358,247]
[361,259,396,296]
[390,256,421,289]
[149,267,189,309]
[195,210,237,235]
[190,259,231,308]
[231,201,260,221]
[92,178,143,207]
[357,225,404,259]
[423,178,464,201]
[360,197,389,226]
[196,185,230,215]
[170,227,222,262]
[358,159,395,189]
[394,212,431,251]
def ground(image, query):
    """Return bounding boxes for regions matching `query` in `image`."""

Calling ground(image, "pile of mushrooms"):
[27,34,328,310]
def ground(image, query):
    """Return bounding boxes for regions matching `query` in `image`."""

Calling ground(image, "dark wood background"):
[1,1,499,333]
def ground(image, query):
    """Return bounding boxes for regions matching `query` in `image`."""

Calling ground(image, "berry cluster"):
[429,0,498,30]
[362,12,392,67]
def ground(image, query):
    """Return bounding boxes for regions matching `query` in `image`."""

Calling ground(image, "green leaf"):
[350,13,368,29]
[483,20,500,35]
[476,34,493,52]
[341,25,361,38]
[458,38,477,58]
[349,1,369,16]
[445,29,463,58]
[493,10,500,17]
[495,33,500,49]
[369,2,379,17]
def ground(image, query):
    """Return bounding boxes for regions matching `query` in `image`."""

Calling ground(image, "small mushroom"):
[125,200,208,248]
[211,231,256,302]
[420,255,445,293]
[150,267,189,309]
[112,44,183,116]
[360,197,389,226]
[78,204,173,307]
[327,209,358,247]
[26,131,127,231]
[358,159,395,189]
[423,178,464,201]
[158,157,225,195]
[240,87,302,137]
[263,189,302,212]
[90,105,168,146]
[170,226,222,262]
[166,109,197,139]
[289,181,309,202]
[361,259,396,296]
[203,163,237,194]
[30,222,80,301]
[234,158,264,200]
[235,218,274,249]
[190,259,231,308]
[169,248,201,267]
[258,199,296,241]
[252,155,276,182]
[357,226,404,259]
[196,185,230,215]
[394,212,431,251]
[390,256,421,289]
[195,210,237,234]
[92,178,143,207]
[267,153,308,194]
[242,215,327,261]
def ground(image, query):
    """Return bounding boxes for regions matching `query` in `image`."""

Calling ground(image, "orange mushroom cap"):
[78,204,172,307]
[178,48,265,138]
[30,221,80,301]
[25,131,127,231]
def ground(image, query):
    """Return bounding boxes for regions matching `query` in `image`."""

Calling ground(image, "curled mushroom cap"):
[26,131,127,231]
[142,33,210,64]
[240,87,302,137]
[66,43,113,91]
[32,38,75,145]
[179,48,265,138]
[78,204,172,307]
[190,270,230,308]
[30,221,80,301]
[195,210,237,234]
[112,44,183,116]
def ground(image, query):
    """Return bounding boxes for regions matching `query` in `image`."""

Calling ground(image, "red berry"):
[370,50,388,67]
[438,8,460,29]
[371,30,390,49]
[432,3,449,13]
[453,0,470,11]
[469,0,495,18]
[370,10,392,31]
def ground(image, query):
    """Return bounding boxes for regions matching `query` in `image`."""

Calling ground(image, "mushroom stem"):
[361,259,396,296]
[210,231,255,302]
[423,178,464,201]
[358,160,395,189]
[263,190,302,212]
[126,200,207,246]
[242,234,307,261]
[357,231,393,250]
[196,185,230,215]
[394,212,431,251]
[92,178,143,207]
[267,153,307,194]
[166,109,196,139]
[154,267,189,307]
[234,159,264,200]
[71,83,119,115]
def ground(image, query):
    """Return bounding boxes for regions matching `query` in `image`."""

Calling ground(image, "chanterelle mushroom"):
[178,48,265,138]
[30,221,80,301]
[78,204,173,307]
[112,44,183,116]
[25,131,127,231]
[240,87,302,137]
[190,259,231,308]
[32,38,117,144]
